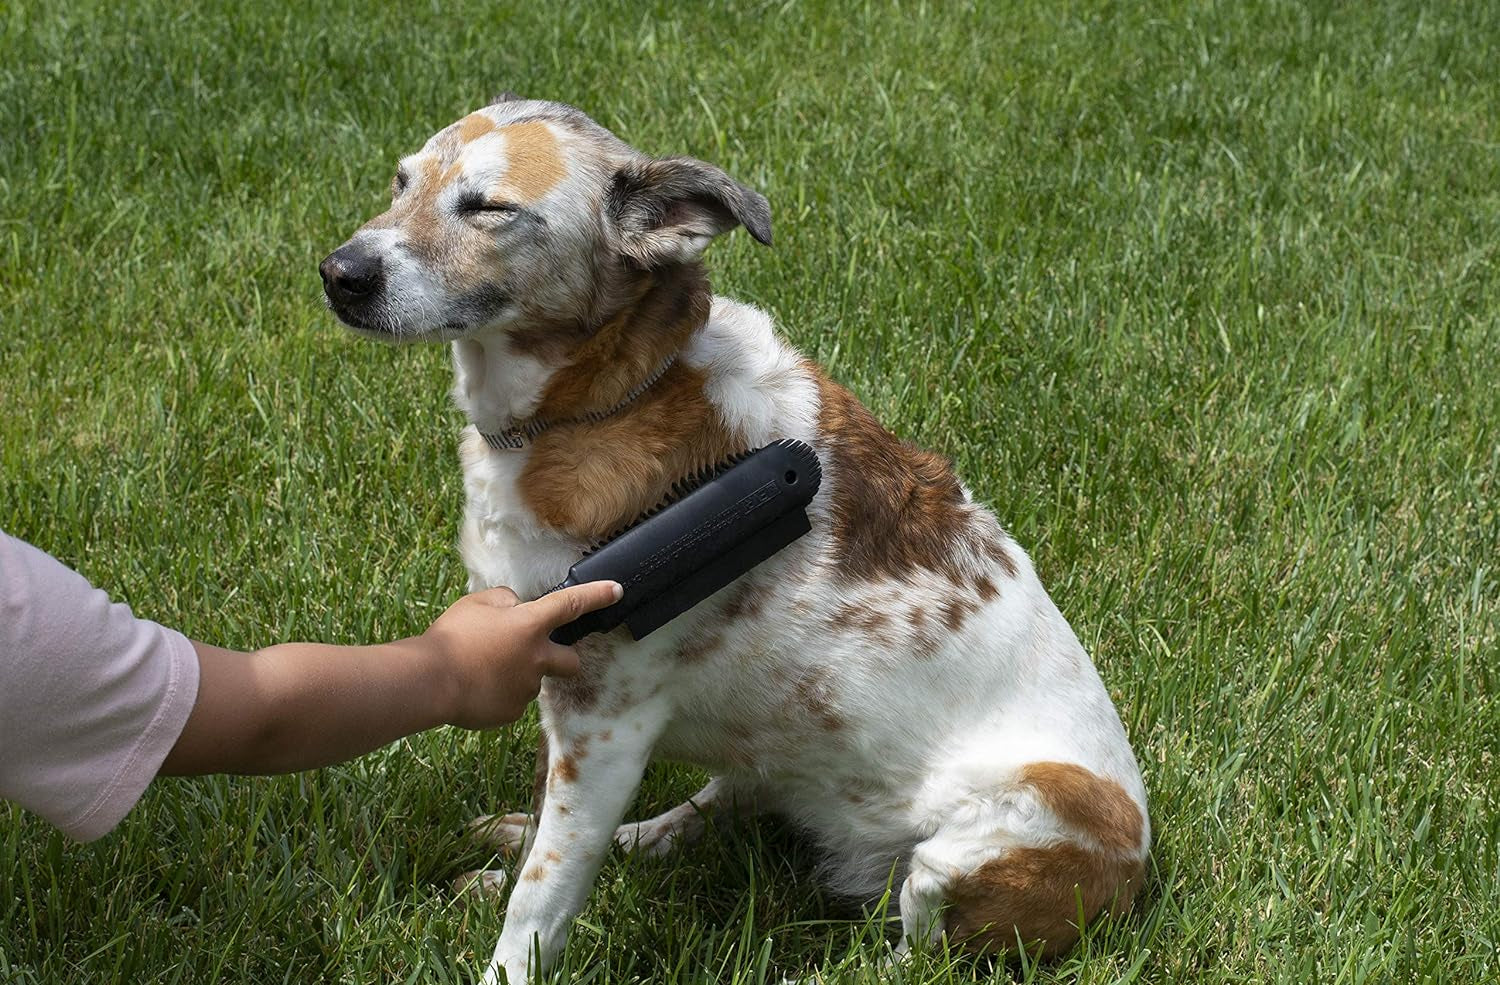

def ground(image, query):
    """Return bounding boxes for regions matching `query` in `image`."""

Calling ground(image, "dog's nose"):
[319,245,384,303]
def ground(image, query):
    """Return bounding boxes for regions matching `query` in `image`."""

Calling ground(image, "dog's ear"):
[608,156,772,267]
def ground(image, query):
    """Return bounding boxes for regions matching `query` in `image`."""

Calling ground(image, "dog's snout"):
[320,245,384,303]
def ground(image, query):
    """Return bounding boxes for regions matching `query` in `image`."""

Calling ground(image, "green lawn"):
[2,0,1497,981]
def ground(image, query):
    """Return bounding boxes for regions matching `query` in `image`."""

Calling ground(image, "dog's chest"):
[456,429,582,597]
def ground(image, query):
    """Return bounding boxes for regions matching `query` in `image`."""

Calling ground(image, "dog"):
[321,95,1150,984]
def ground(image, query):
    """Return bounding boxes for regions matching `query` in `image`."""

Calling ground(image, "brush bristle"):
[581,448,756,553]
[575,439,820,556]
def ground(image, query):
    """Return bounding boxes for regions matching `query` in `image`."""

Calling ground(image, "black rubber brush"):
[546,438,822,645]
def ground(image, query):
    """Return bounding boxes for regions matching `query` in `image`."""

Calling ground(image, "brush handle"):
[546,439,821,645]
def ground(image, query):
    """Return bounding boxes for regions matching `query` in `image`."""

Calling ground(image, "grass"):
[1,0,1497,981]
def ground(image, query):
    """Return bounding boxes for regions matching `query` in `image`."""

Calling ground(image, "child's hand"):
[422,582,623,729]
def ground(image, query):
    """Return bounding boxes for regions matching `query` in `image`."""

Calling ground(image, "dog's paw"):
[613,818,684,858]
[452,868,508,899]
[467,812,532,855]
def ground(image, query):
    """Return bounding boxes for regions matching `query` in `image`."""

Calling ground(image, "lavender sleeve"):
[0,531,200,841]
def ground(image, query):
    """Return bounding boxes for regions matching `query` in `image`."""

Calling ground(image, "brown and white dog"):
[320,96,1149,984]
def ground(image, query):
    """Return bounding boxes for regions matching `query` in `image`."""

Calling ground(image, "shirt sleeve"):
[0,531,201,841]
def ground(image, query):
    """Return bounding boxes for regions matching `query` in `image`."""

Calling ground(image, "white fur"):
[452,299,1149,985]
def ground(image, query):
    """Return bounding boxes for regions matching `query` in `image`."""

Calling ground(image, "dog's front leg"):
[483,709,662,985]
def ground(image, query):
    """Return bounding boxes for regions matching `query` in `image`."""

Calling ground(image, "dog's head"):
[319,96,770,343]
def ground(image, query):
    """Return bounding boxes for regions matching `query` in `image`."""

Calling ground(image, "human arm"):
[158,581,621,776]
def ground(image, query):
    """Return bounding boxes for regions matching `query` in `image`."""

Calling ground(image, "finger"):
[468,585,520,609]
[539,643,582,679]
[522,581,623,630]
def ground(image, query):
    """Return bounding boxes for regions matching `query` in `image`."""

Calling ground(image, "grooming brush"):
[546,438,822,645]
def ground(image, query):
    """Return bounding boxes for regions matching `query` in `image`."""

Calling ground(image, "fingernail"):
[610,582,624,601]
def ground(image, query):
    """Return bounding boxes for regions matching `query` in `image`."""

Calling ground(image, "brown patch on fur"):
[552,756,579,784]
[523,865,548,882]
[975,576,999,602]
[812,370,978,583]
[793,667,845,731]
[673,629,725,664]
[720,583,766,621]
[598,730,613,742]
[528,265,709,413]
[939,596,977,633]
[521,372,738,540]
[457,112,496,143]
[548,635,614,713]
[544,850,562,863]
[985,538,1020,578]
[945,842,1144,957]
[550,674,601,712]
[830,600,893,638]
[497,121,566,202]
[515,266,742,540]
[1020,763,1144,856]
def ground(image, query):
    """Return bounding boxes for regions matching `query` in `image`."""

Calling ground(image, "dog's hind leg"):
[613,775,757,857]
[896,761,1147,959]
[483,708,666,985]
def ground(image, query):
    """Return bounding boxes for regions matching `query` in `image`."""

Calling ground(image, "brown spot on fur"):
[548,635,614,712]
[813,370,978,583]
[946,842,1144,957]
[552,756,579,784]
[497,121,566,202]
[975,576,998,602]
[523,865,548,882]
[830,601,893,639]
[551,674,600,712]
[939,597,977,633]
[720,583,766,621]
[793,667,845,731]
[457,112,496,143]
[598,730,613,742]
[674,629,725,664]
[985,538,1020,578]
[1020,762,1144,856]
[544,850,562,863]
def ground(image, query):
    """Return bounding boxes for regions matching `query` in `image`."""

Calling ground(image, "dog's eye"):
[459,195,521,219]
[392,169,411,198]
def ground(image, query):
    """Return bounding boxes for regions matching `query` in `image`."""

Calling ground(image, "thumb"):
[522,580,623,630]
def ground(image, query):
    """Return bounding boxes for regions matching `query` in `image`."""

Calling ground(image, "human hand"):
[422,581,622,729]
